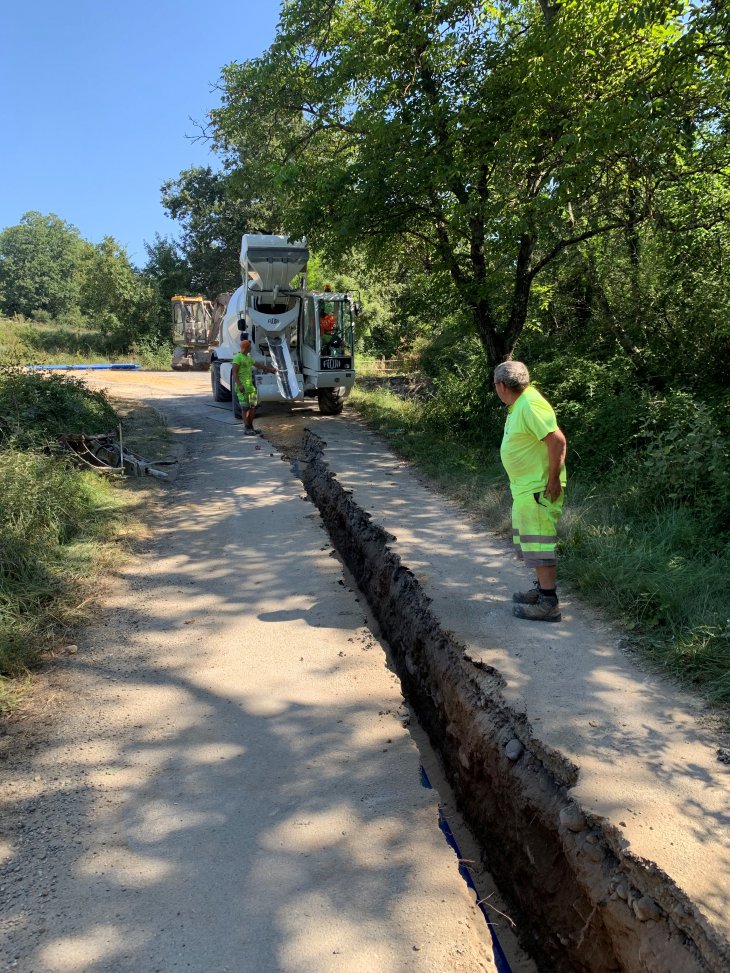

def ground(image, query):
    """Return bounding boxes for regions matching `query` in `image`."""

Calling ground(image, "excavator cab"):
[171,295,216,370]
[171,296,212,345]
[294,292,356,414]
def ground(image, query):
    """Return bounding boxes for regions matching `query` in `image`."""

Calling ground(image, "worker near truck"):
[232,338,277,437]
[494,360,567,623]
[319,306,336,345]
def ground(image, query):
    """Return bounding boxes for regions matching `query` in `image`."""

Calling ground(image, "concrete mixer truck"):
[209,234,357,416]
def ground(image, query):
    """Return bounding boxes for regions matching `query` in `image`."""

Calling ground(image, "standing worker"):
[232,337,277,437]
[494,361,567,622]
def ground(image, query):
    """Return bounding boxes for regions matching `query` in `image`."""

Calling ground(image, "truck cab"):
[209,235,357,416]
[299,292,356,414]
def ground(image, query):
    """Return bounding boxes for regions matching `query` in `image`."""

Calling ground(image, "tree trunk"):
[470,234,536,366]
[473,301,513,366]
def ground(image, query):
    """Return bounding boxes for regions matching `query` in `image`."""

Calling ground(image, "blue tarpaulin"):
[28,364,141,371]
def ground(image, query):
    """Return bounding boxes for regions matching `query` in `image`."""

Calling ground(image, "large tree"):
[142,235,194,301]
[80,237,141,326]
[79,236,161,347]
[159,166,284,295]
[0,212,85,318]
[210,0,730,364]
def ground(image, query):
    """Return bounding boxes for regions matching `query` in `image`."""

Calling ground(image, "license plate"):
[320,357,352,370]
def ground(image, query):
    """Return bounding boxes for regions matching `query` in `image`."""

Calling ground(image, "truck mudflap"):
[266,334,301,400]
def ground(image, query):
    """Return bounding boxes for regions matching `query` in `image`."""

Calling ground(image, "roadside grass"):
[559,490,730,704]
[348,385,730,710]
[0,319,110,363]
[0,449,129,694]
[0,367,169,710]
[0,316,171,370]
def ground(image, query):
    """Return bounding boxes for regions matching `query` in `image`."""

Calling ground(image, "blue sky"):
[0,1,281,265]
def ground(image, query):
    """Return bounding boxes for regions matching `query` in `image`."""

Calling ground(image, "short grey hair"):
[494,360,530,391]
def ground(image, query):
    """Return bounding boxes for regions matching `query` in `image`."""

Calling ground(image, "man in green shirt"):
[494,361,567,622]
[232,338,278,436]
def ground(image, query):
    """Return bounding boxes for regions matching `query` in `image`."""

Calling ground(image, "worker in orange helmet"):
[319,305,336,351]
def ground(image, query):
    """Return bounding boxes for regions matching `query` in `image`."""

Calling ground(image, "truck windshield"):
[319,300,353,357]
[173,301,210,342]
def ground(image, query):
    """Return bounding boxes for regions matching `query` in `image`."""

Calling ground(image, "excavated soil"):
[294,428,729,973]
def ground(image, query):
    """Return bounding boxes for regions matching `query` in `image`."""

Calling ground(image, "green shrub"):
[0,327,29,364]
[530,356,641,475]
[0,367,118,449]
[417,336,503,445]
[128,338,172,370]
[631,392,730,528]
[56,308,89,332]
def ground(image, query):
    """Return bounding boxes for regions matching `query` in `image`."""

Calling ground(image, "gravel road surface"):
[0,372,523,973]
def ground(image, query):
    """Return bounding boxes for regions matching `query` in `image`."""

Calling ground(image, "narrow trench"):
[282,428,728,973]
[338,557,536,973]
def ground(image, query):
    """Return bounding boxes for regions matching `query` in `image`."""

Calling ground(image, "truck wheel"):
[211,362,232,402]
[317,389,344,415]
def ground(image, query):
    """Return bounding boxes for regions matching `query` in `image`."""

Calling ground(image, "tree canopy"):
[209,0,730,364]
[159,165,285,296]
[0,214,166,351]
[0,212,85,318]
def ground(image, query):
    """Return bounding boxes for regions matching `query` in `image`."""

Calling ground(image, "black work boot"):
[512,584,540,605]
[512,594,561,623]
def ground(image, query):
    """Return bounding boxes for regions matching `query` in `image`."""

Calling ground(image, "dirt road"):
[2,370,728,972]
[0,372,522,973]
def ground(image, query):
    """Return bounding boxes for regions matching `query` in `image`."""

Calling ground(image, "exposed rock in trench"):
[299,428,729,973]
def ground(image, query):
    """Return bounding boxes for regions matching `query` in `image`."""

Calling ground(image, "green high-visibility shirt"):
[232,352,256,392]
[500,385,567,498]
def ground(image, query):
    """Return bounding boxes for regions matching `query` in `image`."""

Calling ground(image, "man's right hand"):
[544,477,563,502]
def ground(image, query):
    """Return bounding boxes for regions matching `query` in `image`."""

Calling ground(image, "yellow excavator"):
[170,294,229,370]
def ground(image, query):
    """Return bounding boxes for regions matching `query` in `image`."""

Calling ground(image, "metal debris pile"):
[59,429,175,479]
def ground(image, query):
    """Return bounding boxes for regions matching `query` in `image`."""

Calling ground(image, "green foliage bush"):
[631,392,730,527]
[128,338,173,370]
[56,308,90,332]
[0,367,118,449]
[416,333,503,445]
[529,356,640,475]
[0,370,123,679]
[424,366,499,443]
